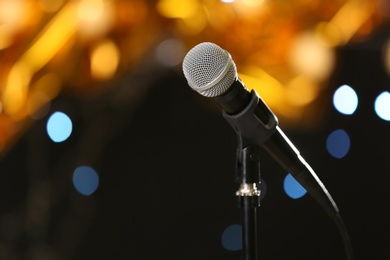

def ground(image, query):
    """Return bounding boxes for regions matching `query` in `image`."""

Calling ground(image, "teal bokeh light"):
[46,111,73,143]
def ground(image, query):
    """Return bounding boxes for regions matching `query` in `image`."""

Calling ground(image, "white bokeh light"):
[333,85,358,115]
[46,111,73,143]
[374,91,390,121]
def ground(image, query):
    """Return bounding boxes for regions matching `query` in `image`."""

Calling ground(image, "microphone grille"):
[182,42,237,97]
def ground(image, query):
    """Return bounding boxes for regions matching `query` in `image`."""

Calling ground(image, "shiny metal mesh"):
[182,42,237,97]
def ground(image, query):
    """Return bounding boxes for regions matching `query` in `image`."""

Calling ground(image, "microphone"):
[182,42,338,217]
[182,42,354,260]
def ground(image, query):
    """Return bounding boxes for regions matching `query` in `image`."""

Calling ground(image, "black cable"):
[333,213,354,260]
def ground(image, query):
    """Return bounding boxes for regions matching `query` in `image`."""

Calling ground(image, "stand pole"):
[235,145,261,260]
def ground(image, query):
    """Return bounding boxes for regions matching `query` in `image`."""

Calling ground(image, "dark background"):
[0,26,390,260]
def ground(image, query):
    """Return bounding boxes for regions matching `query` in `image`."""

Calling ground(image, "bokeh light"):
[374,91,390,121]
[289,32,335,80]
[0,1,388,259]
[333,85,358,115]
[326,129,351,159]
[0,0,386,154]
[155,38,185,67]
[156,0,199,19]
[90,39,120,80]
[77,0,114,38]
[39,0,64,13]
[283,173,307,199]
[221,224,242,251]
[46,111,73,143]
[72,165,100,196]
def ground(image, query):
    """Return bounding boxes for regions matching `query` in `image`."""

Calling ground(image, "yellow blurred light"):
[0,0,33,48]
[238,67,311,121]
[286,75,319,106]
[77,0,113,37]
[157,0,200,19]
[230,0,266,18]
[238,66,285,111]
[21,2,78,73]
[0,25,13,49]
[178,7,207,35]
[206,3,237,32]
[316,22,342,47]
[39,0,64,13]
[0,0,25,31]
[3,62,31,117]
[32,73,61,100]
[78,0,104,22]
[2,3,75,118]
[288,32,335,80]
[330,0,374,45]
[242,0,265,8]
[90,39,120,80]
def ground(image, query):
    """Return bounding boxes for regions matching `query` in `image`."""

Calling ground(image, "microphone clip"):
[222,90,278,147]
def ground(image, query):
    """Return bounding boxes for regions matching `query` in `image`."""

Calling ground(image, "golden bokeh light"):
[176,5,207,36]
[157,0,200,19]
[0,0,388,153]
[21,2,78,73]
[315,22,342,47]
[77,0,114,38]
[330,0,376,44]
[90,39,120,80]
[0,0,25,31]
[0,25,13,50]
[242,0,265,8]
[39,0,65,13]
[288,32,336,80]
[239,66,285,113]
[286,75,319,107]
[3,62,31,118]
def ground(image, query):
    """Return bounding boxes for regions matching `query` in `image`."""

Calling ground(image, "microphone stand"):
[220,91,274,260]
[220,90,354,260]
[235,141,261,260]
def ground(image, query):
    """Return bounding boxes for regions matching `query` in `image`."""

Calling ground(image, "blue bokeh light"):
[46,111,73,143]
[72,166,100,196]
[333,85,358,115]
[374,91,390,121]
[326,129,351,159]
[283,174,307,199]
[222,224,242,251]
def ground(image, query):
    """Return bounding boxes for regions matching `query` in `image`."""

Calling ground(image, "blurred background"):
[0,0,390,259]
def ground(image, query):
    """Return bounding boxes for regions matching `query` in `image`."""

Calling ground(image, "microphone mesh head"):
[182,42,237,97]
